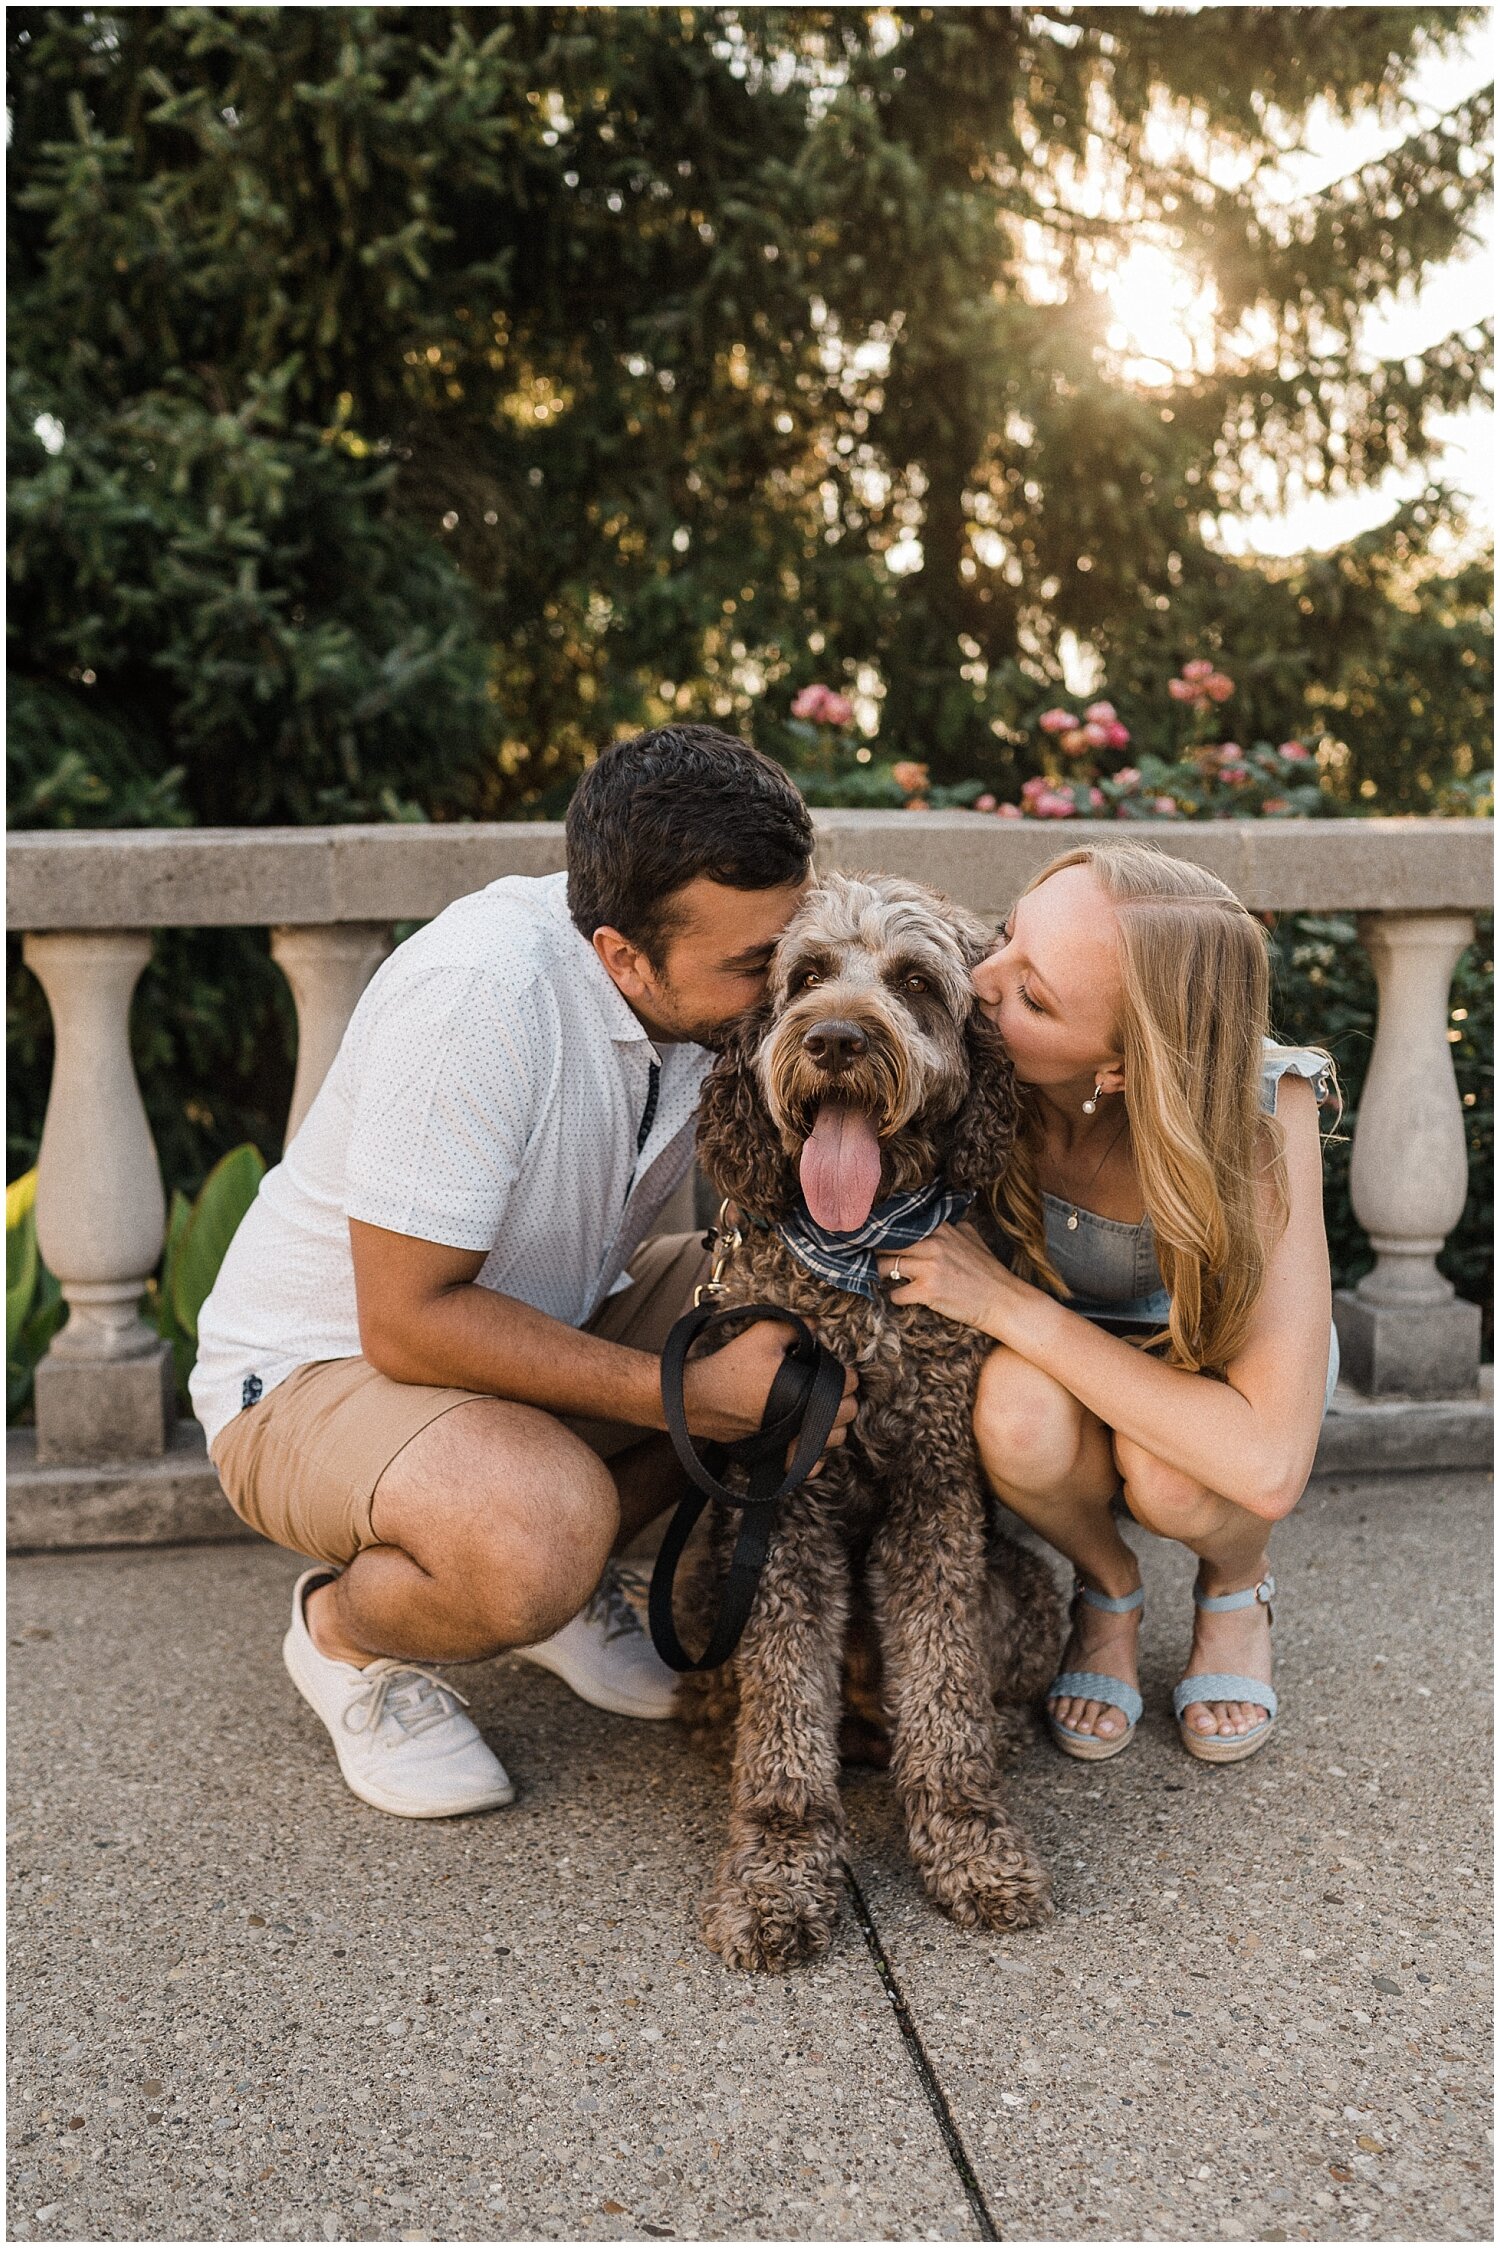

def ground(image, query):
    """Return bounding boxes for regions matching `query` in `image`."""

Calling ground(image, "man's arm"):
[349,1219,857,1451]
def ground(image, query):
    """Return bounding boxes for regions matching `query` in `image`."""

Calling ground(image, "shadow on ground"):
[7,1470,1492,2242]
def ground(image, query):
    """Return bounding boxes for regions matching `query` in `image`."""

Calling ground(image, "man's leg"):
[257,1393,637,1819]
[560,1226,708,1568]
[306,1396,621,1668]
[606,1432,692,1556]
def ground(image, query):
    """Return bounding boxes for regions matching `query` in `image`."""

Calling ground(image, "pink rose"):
[792,682,855,726]
[1168,678,1196,702]
[1262,796,1290,814]
[1152,795,1179,815]
[1038,708,1079,734]
[1088,786,1104,808]
[1224,766,1251,786]
[902,797,930,812]
[1034,790,1076,818]
[1020,775,1051,802]
[995,802,1023,819]
[1083,700,1117,724]
[1114,766,1141,790]
[1082,721,1111,749]
[974,793,997,812]
[1059,727,1092,755]
[1279,740,1311,761]
[1218,742,1244,762]
[1104,721,1131,749]
[1182,659,1215,683]
[1205,673,1234,702]
[891,759,930,795]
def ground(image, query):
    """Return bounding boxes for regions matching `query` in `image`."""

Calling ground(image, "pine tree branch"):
[1199,321,1493,503]
[1279,83,1492,214]
[1199,84,1493,333]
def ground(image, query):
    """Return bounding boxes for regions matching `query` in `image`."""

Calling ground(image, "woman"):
[876,840,1341,1766]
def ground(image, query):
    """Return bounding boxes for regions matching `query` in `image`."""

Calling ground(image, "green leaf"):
[7,1171,40,1363]
[170,1145,266,1344]
[10,1284,66,1417]
[157,1187,194,1327]
[7,1196,62,1417]
[146,1187,198,1402]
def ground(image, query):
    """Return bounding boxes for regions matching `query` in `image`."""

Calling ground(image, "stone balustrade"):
[6,816,1491,1539]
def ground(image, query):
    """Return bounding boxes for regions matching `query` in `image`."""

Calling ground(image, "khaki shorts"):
[208,1231,710,1568]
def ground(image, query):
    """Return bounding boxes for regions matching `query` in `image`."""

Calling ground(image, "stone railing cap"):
[6,814,1492,929]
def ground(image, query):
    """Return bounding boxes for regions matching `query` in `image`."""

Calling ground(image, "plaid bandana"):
[775,1180,973,1301]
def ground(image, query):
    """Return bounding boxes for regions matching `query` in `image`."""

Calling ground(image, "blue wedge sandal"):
[1045,1581,1145,1762]
[1172,1573,1278,1765]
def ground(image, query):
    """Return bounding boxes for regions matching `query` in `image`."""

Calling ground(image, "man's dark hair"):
[566,724,814,965]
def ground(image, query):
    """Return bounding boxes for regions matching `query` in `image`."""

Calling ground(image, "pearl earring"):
[1082,1081,1103,1115]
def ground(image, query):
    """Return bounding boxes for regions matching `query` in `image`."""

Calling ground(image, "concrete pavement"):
[7,1469,1492,2242]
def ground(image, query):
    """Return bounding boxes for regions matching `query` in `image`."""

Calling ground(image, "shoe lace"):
[585,1563,647,1644]
[341,1661,471,1741]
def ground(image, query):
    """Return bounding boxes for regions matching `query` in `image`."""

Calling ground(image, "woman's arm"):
[879,1076,1333,1519]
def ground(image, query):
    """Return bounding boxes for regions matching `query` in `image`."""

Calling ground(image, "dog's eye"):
[904,974,929,995]
[792,969,822,992]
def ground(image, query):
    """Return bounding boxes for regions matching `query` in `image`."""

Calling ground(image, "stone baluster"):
[270,924,392,1142]
[1332,910,1481,1397]
[23,931,176,1463]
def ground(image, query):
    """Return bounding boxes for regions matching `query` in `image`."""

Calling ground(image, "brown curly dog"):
[675,871,1064,1972]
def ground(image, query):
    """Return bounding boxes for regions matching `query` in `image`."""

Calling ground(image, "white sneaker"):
[282,1569,516,1818]
[515,1561,679,1719]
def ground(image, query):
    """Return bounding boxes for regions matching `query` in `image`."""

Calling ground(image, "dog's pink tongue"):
[800,1104,883,1233]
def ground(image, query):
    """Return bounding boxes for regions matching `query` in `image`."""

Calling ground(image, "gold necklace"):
[1058,1108,1130,1232]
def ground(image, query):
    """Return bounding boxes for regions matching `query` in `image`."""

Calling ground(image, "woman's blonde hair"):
[990,840,1342,1376]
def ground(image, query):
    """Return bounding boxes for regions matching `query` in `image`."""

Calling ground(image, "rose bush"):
[921,660,1329,823]
[776,660,1344,823]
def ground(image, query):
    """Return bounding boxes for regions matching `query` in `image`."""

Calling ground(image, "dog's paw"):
[700,1835,844,1973]
[912,1807,1052,1933]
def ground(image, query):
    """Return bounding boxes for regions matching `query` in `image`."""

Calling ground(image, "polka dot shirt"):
[190,873,710,1448]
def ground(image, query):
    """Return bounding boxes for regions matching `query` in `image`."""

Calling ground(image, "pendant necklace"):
[1061,1107,1129,1232]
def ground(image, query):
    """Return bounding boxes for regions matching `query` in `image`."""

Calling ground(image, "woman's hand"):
[875,1221,1035,1338]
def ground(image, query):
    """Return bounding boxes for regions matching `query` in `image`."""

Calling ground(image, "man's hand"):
[681,1317,859,1473]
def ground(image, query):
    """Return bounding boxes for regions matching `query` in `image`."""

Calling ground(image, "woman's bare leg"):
[972,1345,1142,1742]
[1114,1433,1276,1740]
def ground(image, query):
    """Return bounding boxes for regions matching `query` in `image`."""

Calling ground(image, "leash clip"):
[694,1196,743,1306]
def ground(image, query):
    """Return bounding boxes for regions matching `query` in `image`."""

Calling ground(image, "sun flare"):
[1103,245,1219,387]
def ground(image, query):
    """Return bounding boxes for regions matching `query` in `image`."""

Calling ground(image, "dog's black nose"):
[802,1019,868,1070]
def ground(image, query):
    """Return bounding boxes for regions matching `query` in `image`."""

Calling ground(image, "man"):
[191,725,857,1817]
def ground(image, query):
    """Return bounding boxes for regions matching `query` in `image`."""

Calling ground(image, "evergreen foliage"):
[6,6,1492,1320]
[8,5,1492,823]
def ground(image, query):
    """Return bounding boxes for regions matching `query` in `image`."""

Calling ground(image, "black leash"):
[648,1300,847,1673]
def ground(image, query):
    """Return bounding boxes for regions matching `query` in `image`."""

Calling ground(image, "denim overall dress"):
[1032,1041,1340,1416]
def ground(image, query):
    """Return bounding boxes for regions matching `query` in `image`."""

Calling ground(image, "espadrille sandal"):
[1045,1581,1144,1762]
[1173,1573,1278,1765]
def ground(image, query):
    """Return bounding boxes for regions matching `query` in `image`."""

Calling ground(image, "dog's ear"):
[944,1007,1020,1197]
[695,1007,797,1220]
